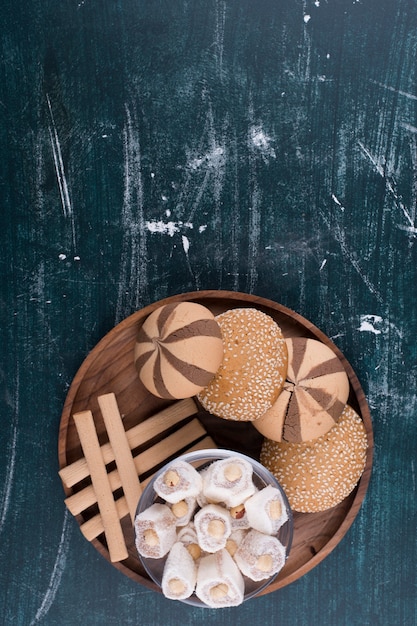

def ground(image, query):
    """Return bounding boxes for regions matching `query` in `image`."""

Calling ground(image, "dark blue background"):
[1,0,416,624]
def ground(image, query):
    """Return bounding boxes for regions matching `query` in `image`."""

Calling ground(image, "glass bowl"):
[134,448,293,607]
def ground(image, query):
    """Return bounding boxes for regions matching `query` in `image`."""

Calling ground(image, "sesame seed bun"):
[260,405,368,512]
[197,308,287,422]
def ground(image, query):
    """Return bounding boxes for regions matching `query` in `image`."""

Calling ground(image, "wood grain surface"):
[57,291,373,594]
[1,0,417,624]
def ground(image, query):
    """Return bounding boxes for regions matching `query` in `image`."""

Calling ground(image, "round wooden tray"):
[58,290,373,596]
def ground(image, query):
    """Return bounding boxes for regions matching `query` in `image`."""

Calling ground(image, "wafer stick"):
[98,393,142,522]
[65,418,208,516]
[59,398,197,488]
[73,410,128,562]
[80,435,217,541]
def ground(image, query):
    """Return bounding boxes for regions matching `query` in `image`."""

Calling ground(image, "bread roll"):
[197,308,287,421]
[260,404,368,512]
[134,302,223,399]
[254,337,349,443]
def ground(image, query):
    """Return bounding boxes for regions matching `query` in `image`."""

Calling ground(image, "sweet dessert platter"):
[58,290,373,607]
[135,449,293,607]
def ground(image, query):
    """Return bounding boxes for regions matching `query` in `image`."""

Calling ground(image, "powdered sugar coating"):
[194,504,232,553]
[234,529,286,581]
[244,485,288,534]
[161,541,197,600]
[134,503,177,558]
[153,460,203,503]
[195,549,245,608]
[135,451,292,607]
[202,456,256,507]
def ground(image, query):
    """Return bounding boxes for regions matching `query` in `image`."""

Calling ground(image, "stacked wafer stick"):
[59,394,217,562]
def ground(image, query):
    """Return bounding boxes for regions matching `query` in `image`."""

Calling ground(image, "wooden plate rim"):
[58,290,374,595]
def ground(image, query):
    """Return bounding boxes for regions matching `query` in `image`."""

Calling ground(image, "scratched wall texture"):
[1,0,416,624]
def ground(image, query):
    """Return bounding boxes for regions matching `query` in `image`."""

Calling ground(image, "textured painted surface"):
[1,0,416,624]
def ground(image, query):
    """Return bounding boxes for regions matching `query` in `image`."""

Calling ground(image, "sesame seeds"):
[260,405,368,512]
[197,308,288,422]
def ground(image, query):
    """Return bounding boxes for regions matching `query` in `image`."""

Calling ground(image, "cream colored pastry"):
[161,541,197,600]
[234,529,286,581]
[195,549,245,608]
[153,460,203,504]
[202,456,256,507]
[244,485,288,534]
[134,503,177,558]
[194,504,232,553]
[254,337,350,443]
[134,301,223,399]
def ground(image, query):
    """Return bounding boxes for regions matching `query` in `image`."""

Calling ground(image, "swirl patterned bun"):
[134,302,224,399]
[260,404,368,512]
[197,308,287,422]
[253,337,350,443]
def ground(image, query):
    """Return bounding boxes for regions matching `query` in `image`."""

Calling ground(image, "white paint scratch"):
[358,140,416,233]
[358,314,383,335]
[0,342,20,534]
[246,194,261,295]
[195,94,226,284]
[187,169,212,223]
[320,210,383,303]
[229,132,241,291]
[169,90,226,288]
[400,122,417,134]
[249,125,276,160]
[213,0,226,79]
[181,235,190,254]
[115,104,148,322]
[358,141,385,177]
[331,194,345,211]
[174,126,213,218]
[0,418,17,535]
[187,146,225,171]
[300,1,312,80]
[370,79,417,101]
[182,236,197,287]
[30,510,72,625]
[357,314,403,338]
[408,133,417,226]
[176,90,226,240]
[46,94,76,249]
[246,102,262,294]
[397,224,417,235]
[145,220,193,237]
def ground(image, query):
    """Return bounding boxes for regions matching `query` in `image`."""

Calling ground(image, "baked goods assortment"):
[132,299,369,603]
[134,302,368,512]
[59,294,370,607]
